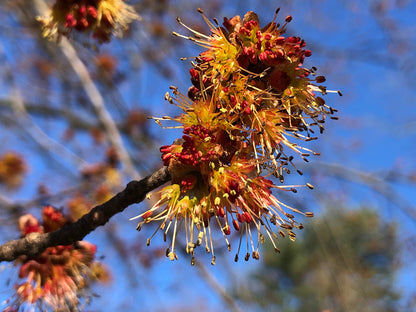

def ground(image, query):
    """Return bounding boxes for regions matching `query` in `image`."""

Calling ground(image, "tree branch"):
[0,166,170,262]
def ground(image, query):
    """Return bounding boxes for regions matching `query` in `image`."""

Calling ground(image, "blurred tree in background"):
[0,0,415,311]
[233,207,401,312]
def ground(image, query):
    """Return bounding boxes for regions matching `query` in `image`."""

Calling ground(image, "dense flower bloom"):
[5,206,107,311]
[133,8,340,264]
[37,0,140,42]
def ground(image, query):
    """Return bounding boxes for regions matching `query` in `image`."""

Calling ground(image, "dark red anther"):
[243,20,258,31]
[264,41,272,50]
[316,76,326,83]
[232,219,240,231]
[285,36,296,43]
[229,95,237,106]
[161,153,172,165]
[238,27,249,37]
[275,36,285,44]
[256,30,262,39]
[259,52,268,62]
[243,212,253,223]
[160,145,172,153]
[223,224,231,235]
[316,97,326,106]
[189,68,199,79]
[285,15,293,23]
[201,56,214,62]
[304,50,312,57]
[217,206,225,218]
[188,86,199,100]
[65,14,77,28]
[79,5,87,17]
[142,211,152,219]
[276,49,285,58]
[87,6,98,19]
[237,212,243,223]
[181,154,191,160]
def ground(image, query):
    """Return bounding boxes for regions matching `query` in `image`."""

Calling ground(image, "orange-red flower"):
[5,206,107,311]
[134,8,340,264]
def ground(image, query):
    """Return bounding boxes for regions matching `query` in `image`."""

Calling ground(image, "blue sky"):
[1,0,416,311]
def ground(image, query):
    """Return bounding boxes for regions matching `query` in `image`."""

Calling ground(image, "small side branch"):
[0,166,170,262]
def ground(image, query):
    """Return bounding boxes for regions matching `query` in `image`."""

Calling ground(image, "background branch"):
[0,166,170,262]
[32,0,142,180]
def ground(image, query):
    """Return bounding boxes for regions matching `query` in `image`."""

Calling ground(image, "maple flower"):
[94,0,141,42]
[176,8,341,168]
[37,0,140,43]
[133,8,340,264]
[5,206,107,311]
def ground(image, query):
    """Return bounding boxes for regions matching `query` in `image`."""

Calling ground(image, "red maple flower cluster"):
[133,9,340,264]
[5,206,107,311]
[37,0,139,42]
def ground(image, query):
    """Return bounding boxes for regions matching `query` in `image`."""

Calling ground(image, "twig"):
[0,42,88,171]
[32,0,142,180]
[0,98,93,131]
[0,166,170,262]
[57,36,142,179]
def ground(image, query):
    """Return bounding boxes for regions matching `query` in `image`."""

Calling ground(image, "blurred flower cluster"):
[134,9,340,264]
[0,152,27,189]
[4,206,109,312]
[38,0,140,42]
